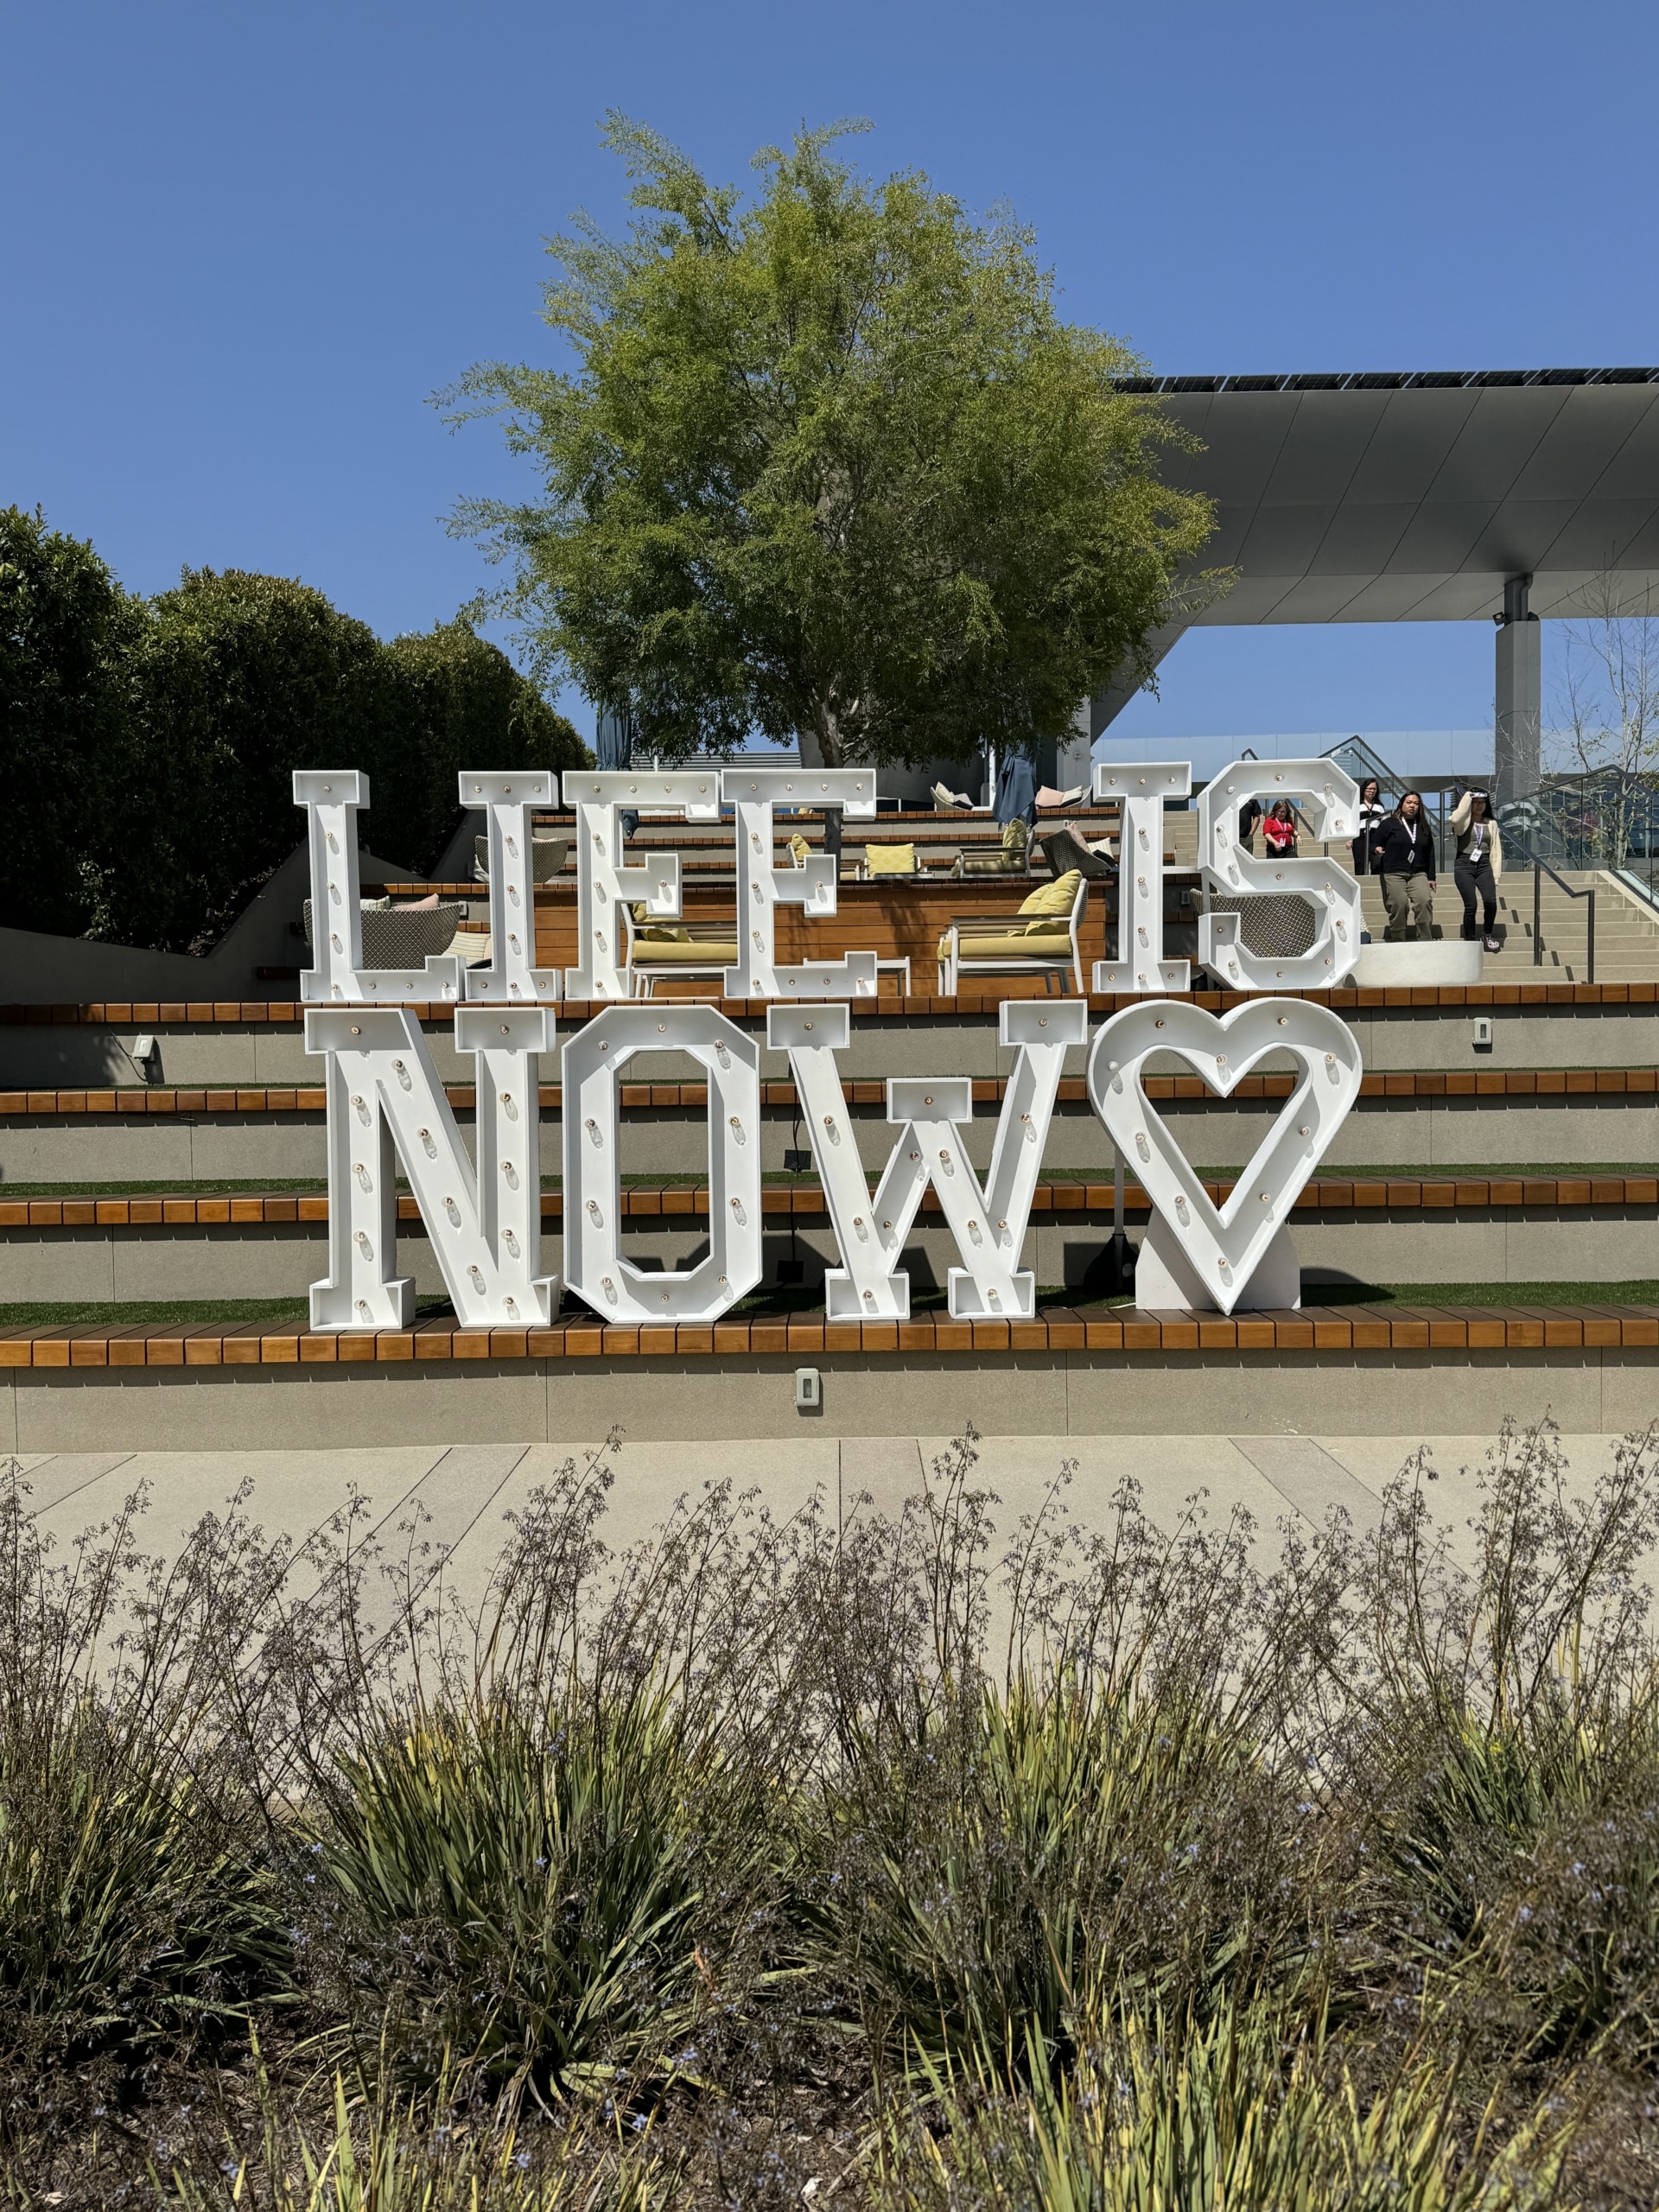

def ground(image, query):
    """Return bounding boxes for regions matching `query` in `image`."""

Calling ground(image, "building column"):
[1054,701,1092,792]
[1494,575,1541,807]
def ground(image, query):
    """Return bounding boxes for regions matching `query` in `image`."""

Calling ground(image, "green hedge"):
[0,509,592,953]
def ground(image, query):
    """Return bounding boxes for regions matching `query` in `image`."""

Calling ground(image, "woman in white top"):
[1450,789,1503,951]
[1351,778,1387,875]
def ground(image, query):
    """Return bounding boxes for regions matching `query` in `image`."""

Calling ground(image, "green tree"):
[124,569,401,950]
[448,118,1224,767]
[383,617,590,871]
[122,583,591,950]
[0,505,137,937]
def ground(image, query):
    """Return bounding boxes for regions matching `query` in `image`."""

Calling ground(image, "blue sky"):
[5,0,1656,747]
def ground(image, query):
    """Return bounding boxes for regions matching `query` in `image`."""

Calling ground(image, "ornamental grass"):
[4,1423,1659,2204]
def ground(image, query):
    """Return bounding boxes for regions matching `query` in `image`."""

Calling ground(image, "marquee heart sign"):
[1086,998,1363,1314]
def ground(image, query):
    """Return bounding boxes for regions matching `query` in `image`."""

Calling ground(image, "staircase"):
[1328,853,1659,982]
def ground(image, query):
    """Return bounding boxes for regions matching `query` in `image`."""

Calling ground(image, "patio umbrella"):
[594,702,637,835]
[994,749,1036,830]
[594,702,635,771]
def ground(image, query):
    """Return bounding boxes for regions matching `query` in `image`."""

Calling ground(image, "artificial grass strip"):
[0,1179,329,1198]
[1299,1278,1659,1307]
[3,1282,1658,1333]
[0,1295,454,1328]
[1045,1164,1659,1182]
[0,1299,311,1327]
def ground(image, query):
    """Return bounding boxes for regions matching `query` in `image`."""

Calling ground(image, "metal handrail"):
[1503,827,1596,983]
[1325,734,1399,792]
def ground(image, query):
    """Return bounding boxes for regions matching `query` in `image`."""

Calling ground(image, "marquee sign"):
[770,999,1085,1320]
[1087,996,1361,1313]
[295,760,1370,1327]
[1198,759,1363,992]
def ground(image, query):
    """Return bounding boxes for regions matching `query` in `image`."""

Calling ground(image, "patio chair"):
[931,782,976,810]
[936,871,1088,995]
[956,817,1030,878]
[622,903,739,998]
[303,899,486,969]
[1036,824,1116,882]
[474,833,571,883]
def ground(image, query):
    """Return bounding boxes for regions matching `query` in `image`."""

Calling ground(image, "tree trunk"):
[807,698,846,768]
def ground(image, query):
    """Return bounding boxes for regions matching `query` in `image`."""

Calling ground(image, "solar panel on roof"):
[1143,366,1657,388]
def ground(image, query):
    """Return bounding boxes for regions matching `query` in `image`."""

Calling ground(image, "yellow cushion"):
[788,833,811,866]
[864,842,917,876]
[1001,817,1028,853]
[940,930,1074,962]
[1016,868,1080,931]
[630,938,738,963]
[628,900,689,944]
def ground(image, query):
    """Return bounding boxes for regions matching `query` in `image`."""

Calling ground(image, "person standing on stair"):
[1351,779,1386,874]
[1450,789,1502,953]
[1373,791,1437,941]
[1262,800,1298,859]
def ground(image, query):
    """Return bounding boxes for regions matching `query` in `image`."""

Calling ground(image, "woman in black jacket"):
[1351,778,1386,875]
[1371,791,1437,941]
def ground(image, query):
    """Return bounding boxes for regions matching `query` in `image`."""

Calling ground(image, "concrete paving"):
[15,1430,1649,1619]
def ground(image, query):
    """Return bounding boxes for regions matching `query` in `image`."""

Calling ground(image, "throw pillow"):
[865,843,917,876]
[1016,868,1080,932]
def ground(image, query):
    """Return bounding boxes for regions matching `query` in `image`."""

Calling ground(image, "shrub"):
[167,2070,673,2211]
[0,1468,289,2096]
[1347,1424,1659,2056]
[810,1678,1289,2077]
[308,1690,724,2096]
[124,569,400,950]
[889,1994,1578,2212]
[382,617,589,874]
[0,517,594,954]
[0,504,138,938]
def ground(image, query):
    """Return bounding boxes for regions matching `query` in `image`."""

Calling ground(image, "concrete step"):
[4,1173,1656,1303]
[1344,865,1659,982]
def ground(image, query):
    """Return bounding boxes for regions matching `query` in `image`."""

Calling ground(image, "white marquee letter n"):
[306,1006,558,1331]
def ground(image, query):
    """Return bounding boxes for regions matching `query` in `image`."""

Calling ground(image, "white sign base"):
[1351,940,1484,985]
[1134,1216,1301,1313]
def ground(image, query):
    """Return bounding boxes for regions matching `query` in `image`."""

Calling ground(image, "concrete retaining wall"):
[4,1345,1656,1452]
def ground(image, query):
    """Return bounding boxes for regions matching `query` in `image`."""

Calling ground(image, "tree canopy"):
[449,118,1225,766]
[0,512,590,952]
[0,507,137,937]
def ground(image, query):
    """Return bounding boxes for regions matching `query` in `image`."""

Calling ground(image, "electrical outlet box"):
[794,1367,821,1413]
[1472,1015,1494,1049]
